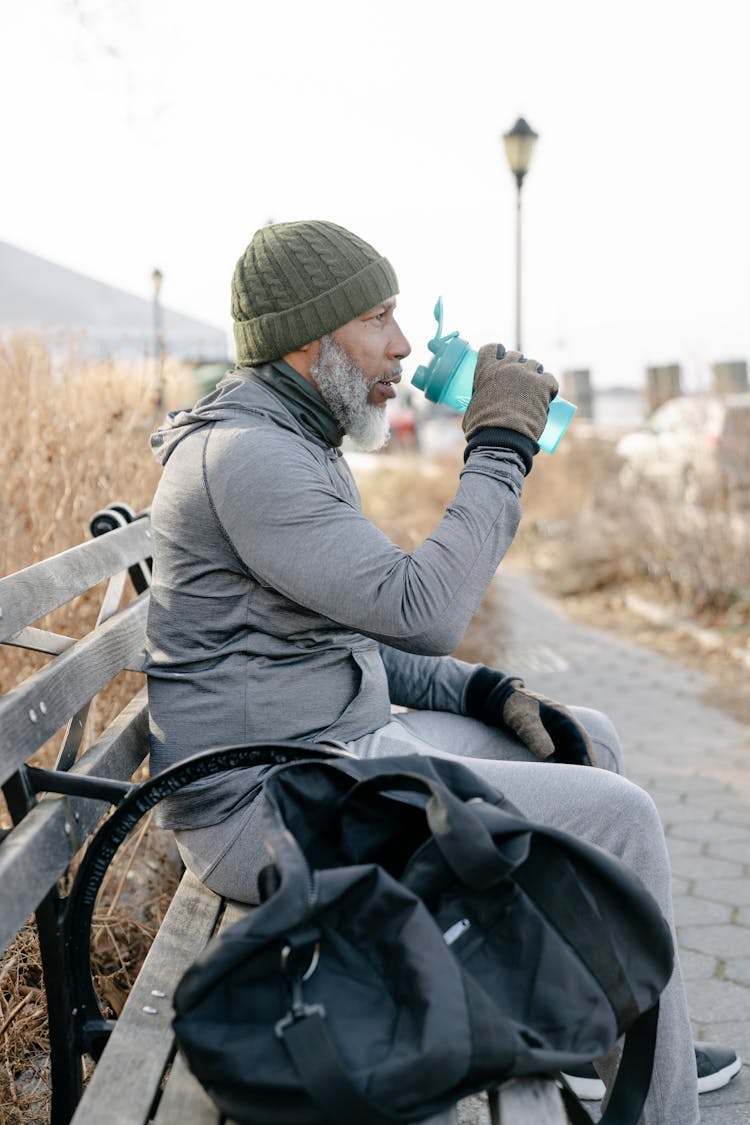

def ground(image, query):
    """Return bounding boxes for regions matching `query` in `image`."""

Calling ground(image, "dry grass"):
[513,431,750,630]
[0,334,195,805]
[0,335,194,1124]
[1,333,194,577]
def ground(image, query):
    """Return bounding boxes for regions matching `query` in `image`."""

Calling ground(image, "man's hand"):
[466,666,596,767]
[462,344,559,444]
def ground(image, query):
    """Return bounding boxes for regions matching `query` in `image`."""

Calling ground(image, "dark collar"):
[252,359,344,448]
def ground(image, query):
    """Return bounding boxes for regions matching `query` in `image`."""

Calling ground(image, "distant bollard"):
[562,369,593,420]
[712,360,748,395]
[645,364,681,415]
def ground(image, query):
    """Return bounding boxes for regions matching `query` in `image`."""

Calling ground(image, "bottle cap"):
[411,298,475,406]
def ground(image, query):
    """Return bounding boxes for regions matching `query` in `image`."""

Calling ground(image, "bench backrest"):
[0,505,155,1120]
[1,507,154,950]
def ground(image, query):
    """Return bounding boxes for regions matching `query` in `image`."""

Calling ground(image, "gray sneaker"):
[695,1045,742,1093]
[562,1044,741,1101]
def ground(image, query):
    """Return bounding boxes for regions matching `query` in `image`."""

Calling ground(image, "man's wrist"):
[466,666,521,722]
[463,428,538,474]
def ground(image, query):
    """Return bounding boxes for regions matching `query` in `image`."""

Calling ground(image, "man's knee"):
[569,706,624,775]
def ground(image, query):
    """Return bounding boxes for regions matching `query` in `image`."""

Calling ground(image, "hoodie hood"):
[150,363,342,465]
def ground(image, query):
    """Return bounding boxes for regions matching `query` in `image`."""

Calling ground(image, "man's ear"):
[283,339,321,384]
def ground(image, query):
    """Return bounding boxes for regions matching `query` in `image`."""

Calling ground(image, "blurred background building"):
[1,241,227,362]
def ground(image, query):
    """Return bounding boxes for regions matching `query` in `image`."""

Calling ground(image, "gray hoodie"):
[145,368,526,828]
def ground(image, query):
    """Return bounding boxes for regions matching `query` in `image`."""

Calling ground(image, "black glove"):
[466,666,596,767]
[462,344,559,473]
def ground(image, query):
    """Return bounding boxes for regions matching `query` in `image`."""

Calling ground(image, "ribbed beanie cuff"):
[232,221,399,365]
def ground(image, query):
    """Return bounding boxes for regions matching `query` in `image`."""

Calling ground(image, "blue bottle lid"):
[411,298,474,406]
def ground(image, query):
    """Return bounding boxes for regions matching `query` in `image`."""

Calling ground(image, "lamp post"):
[151,267,165,407]
[502,117,539,352]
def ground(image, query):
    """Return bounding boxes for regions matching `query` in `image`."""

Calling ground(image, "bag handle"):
[600,1001,659,1125]
[559,1002,659,1125]
[341,770,648,1037]
[339,770,526,890]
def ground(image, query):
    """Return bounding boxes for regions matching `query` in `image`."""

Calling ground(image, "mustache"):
[366,366,402,387]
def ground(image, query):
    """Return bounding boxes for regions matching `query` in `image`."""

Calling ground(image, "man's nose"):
[390,321,411,360]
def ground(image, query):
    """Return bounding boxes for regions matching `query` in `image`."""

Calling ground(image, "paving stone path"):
[456,570,750,1124]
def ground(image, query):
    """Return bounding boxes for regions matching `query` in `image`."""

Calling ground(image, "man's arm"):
[205,425,525,656]
[378,645,479,712]
[379,645,596,766]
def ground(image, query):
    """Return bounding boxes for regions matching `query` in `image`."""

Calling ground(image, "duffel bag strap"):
[559,1002,659,1125]
[279,1009,412,1125]
[515,843,641,1027]
[339,770,521,890]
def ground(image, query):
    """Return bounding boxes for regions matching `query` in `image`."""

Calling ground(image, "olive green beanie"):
[231,220,399,365]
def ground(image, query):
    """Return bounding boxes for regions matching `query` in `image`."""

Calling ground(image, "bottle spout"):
[433,297,443,338]
[427,296,458,355]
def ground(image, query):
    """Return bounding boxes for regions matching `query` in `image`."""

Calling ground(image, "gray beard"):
[311,335,391,452]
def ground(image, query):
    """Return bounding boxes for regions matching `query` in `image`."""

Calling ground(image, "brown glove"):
[466,667,597,766]
[463,344,559,444]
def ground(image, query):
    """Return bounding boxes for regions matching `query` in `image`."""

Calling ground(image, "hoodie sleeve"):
[378,645,479,711]
[204,424,524,656]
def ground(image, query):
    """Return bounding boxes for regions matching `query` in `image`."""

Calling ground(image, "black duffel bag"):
[173,753,674,1125]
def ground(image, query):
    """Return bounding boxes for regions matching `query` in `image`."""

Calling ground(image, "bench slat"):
[153,901,252,1124]
[70,870,223,1125]
[151,1052,220,1125]
[4,624,77,656]
[0,593,148,780]
[490,1077,567,1124]
[0,692,149,951]
[0,520,152,641]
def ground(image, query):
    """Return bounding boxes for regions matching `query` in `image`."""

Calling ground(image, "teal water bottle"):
[411,298,576,454]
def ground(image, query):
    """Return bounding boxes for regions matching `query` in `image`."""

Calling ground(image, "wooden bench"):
[0,504,566,1125]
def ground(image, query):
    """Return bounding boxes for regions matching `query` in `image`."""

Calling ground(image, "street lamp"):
[151,267,165,407]
[151,268,164,357]
[502,117,539,352]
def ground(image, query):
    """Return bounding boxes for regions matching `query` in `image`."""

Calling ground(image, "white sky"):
[2,0,749,389]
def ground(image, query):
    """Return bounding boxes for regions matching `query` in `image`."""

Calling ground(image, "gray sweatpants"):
[174,708,698,1125]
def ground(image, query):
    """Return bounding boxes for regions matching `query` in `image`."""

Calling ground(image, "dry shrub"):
[514,430,750,630]
[1,335,191,1123]
[512,432,638,591]
[1,928,47,1125]
[1,333,193,577]
[0,331,199,728]
[0,333,196,804]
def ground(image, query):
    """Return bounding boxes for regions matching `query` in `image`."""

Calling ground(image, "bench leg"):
[37,889,84,1123]
[3,771,83,1124]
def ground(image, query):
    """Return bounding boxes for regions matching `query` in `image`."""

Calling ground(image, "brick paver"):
[478,570,750,1123]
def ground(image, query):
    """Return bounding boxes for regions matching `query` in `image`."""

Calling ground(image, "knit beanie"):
[231,220,399,365]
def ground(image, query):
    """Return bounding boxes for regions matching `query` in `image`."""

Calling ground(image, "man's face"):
[310,298,411,451]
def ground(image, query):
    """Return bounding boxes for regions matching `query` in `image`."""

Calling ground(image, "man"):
[145,220,738,1122]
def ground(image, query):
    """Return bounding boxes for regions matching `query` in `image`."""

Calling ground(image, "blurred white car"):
[616,393,750,508]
